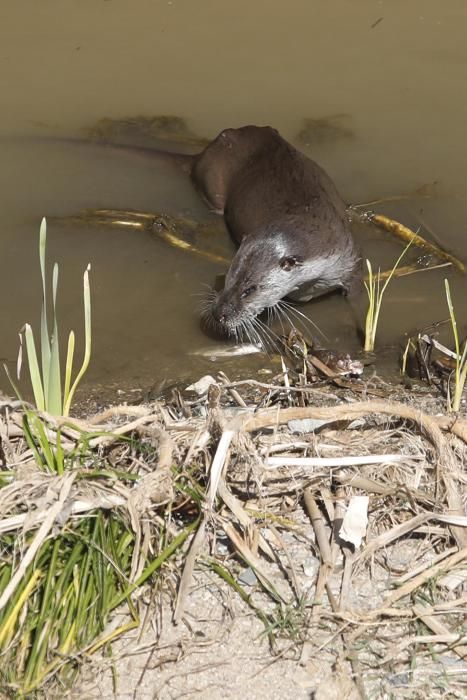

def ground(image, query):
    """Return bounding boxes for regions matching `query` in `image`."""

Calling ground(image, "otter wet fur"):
[44,124,362,343]
[190,126,361,341]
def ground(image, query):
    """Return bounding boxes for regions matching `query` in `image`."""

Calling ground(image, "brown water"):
[1,1,466,396]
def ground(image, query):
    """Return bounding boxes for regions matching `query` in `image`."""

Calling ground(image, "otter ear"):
[279,255,304,271]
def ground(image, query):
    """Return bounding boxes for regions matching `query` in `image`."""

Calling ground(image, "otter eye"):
[280,255,303,271]
[241,285,257,298]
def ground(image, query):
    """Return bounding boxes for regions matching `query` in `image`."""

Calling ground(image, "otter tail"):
[30,135,196,174]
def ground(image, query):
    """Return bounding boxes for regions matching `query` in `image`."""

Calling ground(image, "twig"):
[265,453,411,469]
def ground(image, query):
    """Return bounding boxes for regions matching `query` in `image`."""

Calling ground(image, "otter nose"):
[212,309,228,326]
[212,299,231,325]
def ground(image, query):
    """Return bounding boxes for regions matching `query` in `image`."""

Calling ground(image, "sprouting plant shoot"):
[444,279,467,412]
[364,239,414,353]
[5,218,91,416]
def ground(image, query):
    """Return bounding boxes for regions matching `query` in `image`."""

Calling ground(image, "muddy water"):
[0,1,466,396]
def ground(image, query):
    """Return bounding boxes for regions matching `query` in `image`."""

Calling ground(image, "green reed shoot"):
[444,279,467,412]
[364,240,413,352]
[13,218,91,416]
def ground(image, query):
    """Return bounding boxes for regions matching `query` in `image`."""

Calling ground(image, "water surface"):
[0,1,466,396]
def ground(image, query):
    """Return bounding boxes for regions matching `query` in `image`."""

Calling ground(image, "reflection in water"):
[297,114,354,146]
[84,115,209,150]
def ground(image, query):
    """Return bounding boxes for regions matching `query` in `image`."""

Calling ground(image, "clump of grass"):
[0,218,200,694]
[364,240,413,352]
[0,502,196,694]
[6,218,91,416]
[444,279,467,412]
[0,412,197,694]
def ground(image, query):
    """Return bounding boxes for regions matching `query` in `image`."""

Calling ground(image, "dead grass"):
[0,375,466,698]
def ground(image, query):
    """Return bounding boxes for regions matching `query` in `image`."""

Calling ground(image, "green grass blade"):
[24,325,45,411]
[39,218,51,394]
[54,428,65,475]
[444,279,460,356]
[209,559,271,629]
[63,265,91,416]
[0,569,42,649]
[364,239,414,352]
[3,363,25,404]
[30,414,56,472]
[63,331,75,409]
[47,263,62,415]
[22,415,45,469]
[23,539,60,686]
[110,519,198,610]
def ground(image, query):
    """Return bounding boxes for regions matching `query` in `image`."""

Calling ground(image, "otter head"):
[203,229,315,338]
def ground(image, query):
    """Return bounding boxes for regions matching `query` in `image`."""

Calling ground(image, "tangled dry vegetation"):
[0,374,466,698]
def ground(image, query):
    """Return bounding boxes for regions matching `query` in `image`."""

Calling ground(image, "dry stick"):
[87,404,152,425]
[0,492,127,535]
[391,261,452,278]
[383,546,467,609]
[74,205,463,281]
[216,479,275,560]
[366,212,466,273]
[175,418,238,622]
[325,595,467,624]
[303,489,333,621]
[356,513,429,562]
[381,634,467,666]
[231,389,467,443]
[269,524,302,602]
[320,486,336,524]
[340,545,467,676]
[333,487,354,614]
[433,594,467,612]
[304,491,333,566]
[222,520,285,602]
[217,371,248,408]
[242,400,467,549]
[265,454,410,469]
[89,415,160,447]
[341,548,467,649]
[0,472,75,612]
[173,520,207,623]
[329,488,342,566]
[393,547,459,586]
[129,427,174,581]
[435,414,467,443]
[334,473,395,495]
[325,486,367,697]
[412,603,467,660]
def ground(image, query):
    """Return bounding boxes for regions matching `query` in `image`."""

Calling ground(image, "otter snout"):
[212,297,236,328]
[200,291,238,337]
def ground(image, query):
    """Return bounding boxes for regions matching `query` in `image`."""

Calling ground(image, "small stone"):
[288,418,330,434]
[238,567,258,586]
[186,375,217,395]
[303,557,319,578]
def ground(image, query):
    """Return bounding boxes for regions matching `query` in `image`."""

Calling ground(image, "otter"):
[189,126,361,336]
[43,124,362,337]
